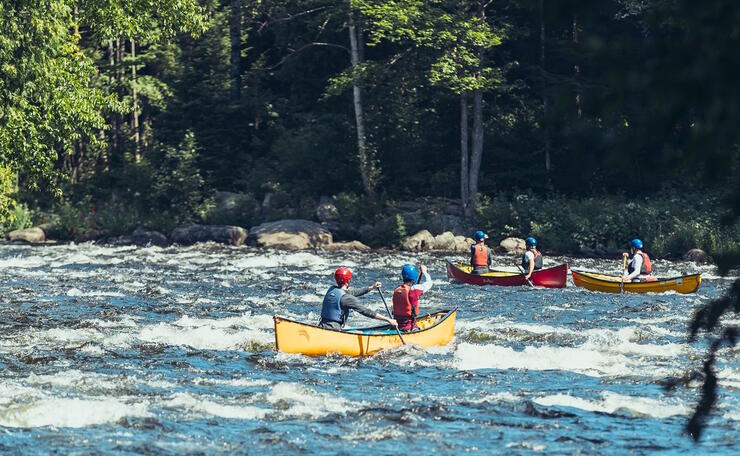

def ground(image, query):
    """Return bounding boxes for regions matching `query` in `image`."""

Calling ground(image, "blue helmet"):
[474,230,487,241]
[630,238,643,249]
[401,264,418,283]
[525,236,537,247]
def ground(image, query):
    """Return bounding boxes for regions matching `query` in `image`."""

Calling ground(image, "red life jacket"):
[472,244,489,267]
[392,284,414,318]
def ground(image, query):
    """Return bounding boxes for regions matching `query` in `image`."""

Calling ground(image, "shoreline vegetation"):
[1,191,731,262]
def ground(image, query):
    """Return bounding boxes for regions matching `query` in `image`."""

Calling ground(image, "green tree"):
[360,0,505,215]
[0,0,206,217]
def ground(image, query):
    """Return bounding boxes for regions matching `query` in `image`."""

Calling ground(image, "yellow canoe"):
[571,270,701,294]
[273,309,457,357]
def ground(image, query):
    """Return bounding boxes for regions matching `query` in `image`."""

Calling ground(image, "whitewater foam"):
[165,393,267,420]
[0,397,151,428]
[534,392,688,418]
[454,342,675,378]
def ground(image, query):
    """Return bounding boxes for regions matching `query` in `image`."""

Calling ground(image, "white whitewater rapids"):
[0,243,737,453]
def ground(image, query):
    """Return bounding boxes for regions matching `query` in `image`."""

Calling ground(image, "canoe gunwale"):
[273,308,457,337]
[571,269,702,294]
[445,259,568,288]
[571,269,702,283]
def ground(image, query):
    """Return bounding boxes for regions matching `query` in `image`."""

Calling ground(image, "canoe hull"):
[446,260,568,288]
[571,270,701,294]
[274,309,457,357]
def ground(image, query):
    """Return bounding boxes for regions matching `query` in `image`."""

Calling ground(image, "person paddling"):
[319,267,398,330]
[392,264,433,332]
[522,236,543,281]
[470,230,493,275]
[621,238,653,282]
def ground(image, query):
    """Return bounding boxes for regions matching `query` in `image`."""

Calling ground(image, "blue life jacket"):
[521,250,543,270]
[321,286,347,324]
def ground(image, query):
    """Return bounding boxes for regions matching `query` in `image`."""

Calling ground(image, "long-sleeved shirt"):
[624,253,644,281]
[319,285,379,329]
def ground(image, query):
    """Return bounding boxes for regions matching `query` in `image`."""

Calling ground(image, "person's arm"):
[470,245,476,265]
[488,248,493,267]
[526,255,535,279]
[348,281,381,297]
[411,266,433,293]
[624,254,642,280]
[340,294,397,326]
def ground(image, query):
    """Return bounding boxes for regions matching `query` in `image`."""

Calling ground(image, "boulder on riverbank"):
[401,230,473,252]
[497,237,526,255]
[323,240,371,252]
[8,227,45,244]
[683,248,711,263]
[106,227,169,247]
[171,224,247,246]
[247,219,332,250]
[131,227,169,247]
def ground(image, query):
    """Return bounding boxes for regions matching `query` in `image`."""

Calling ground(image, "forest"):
[1,0,739,255]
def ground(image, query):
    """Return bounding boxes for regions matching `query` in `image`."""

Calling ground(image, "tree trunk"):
[348,5,376,198]
[573,14,582,118]
[108,39,116,166]
[540,0,551,176]
[131,38,140,160]
[467,89,484,217]
[460,92,470,216]
[115,37,123,169]
[229,0,241,101]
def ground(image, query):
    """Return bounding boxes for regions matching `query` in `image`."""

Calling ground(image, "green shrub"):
[475,192,740,258]
[43,202,91,240]
[94,202,140,237]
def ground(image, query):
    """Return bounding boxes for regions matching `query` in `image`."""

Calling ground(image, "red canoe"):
[445,260,569,288]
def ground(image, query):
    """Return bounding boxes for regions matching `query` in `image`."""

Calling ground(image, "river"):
[0,243,737,454]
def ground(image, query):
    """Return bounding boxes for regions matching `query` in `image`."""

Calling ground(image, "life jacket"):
[320,286,347,323]
[628,251,652,275]
[521,249,543,270]
[392,284,415,319]
[472,244,489,267]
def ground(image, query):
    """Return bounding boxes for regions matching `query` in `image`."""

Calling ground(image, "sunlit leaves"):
[360,0,505,93]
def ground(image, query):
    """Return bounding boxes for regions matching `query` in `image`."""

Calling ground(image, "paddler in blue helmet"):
[319,267,398,329]
[621,238,653,282]
[470,230,493,275]
[522,236,543,281]
[392,264,433,332]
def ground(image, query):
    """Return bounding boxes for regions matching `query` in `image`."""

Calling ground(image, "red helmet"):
[334,267,353,286]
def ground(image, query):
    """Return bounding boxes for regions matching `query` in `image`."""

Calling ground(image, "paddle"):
[377,288,405,345]
[517,264,535,288]
[620,255,627,293]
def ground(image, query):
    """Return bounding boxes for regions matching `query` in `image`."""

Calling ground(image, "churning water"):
[0,243,737,454]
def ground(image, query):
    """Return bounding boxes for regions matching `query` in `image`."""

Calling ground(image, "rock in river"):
[247,219,332,250]
[171,224,247,246]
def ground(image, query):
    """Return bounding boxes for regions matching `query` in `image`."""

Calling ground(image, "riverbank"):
[2,191,734,261]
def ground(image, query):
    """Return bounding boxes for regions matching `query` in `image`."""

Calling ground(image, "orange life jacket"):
[639,252,652,274]
[472,244,489,267]
[392,284,414,318]
[628,251,653,275]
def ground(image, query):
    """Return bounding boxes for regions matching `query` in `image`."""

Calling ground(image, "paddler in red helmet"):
[319,267,398,329]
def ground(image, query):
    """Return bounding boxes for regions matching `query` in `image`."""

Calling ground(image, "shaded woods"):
[0,0,738,441]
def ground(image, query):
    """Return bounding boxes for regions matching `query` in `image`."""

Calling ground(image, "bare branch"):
[263,42,349,70]
[255,6,331,34]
